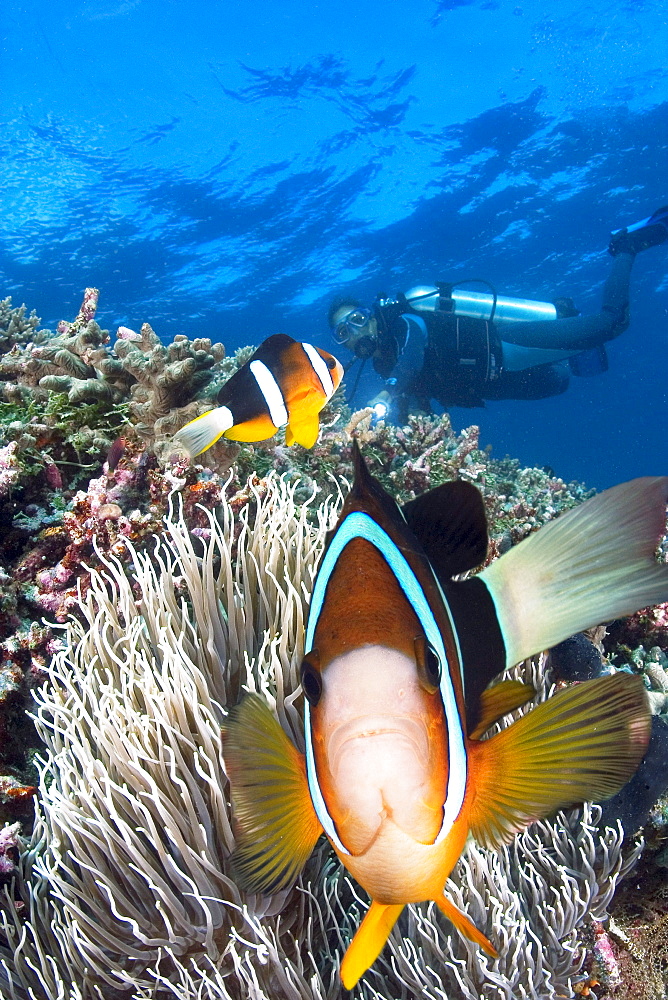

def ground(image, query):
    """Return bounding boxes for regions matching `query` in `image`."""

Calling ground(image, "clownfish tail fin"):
[173,406,235,458]
[479,476,668,667]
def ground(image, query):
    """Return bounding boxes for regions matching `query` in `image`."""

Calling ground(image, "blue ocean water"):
[1,0,667,488]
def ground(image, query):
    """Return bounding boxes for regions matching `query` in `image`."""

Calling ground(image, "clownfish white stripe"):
[250,360,289,428]
[305,511,468,844]
[304,701,350,854]
[302,341,334,398]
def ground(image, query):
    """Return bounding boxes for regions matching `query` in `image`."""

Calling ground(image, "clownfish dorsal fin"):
[221,694,322,892]
[349,439,412,534]
[339,901,404,990]
[468,679,536,740]
[468,673,650,850]
[253,332,298,359]
[402,479,489,579]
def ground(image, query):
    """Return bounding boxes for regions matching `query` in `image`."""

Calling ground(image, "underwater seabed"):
[0,292,667,998]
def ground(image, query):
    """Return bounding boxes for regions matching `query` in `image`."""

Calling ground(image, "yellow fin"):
[468,674,650,849]
[340,901,404,990]
[479,477,668,667]
[285,414,320,448]
[222,694,322,892]
[434,894,498,958]
[469,680,536,739]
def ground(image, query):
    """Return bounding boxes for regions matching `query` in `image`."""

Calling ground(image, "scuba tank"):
[403,284,561,323]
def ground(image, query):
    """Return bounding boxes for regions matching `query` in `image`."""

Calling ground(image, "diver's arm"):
[498,253,634,351]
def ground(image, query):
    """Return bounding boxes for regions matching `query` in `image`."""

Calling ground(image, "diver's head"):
[329,297,379,359]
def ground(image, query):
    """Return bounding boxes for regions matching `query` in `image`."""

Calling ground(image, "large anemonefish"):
[223,443,667,989]
[174,333,343,456]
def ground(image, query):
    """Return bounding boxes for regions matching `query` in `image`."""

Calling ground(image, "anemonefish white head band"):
[302,342,335,397]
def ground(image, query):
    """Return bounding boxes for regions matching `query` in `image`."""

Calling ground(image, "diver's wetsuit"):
[372,252,634,412]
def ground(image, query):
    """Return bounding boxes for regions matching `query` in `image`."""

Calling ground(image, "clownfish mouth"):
[324,714,443,852]
[328,714,431,778]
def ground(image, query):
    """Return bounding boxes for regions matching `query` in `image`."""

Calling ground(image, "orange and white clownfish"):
[174,333,343,457]
[222,443,667,989]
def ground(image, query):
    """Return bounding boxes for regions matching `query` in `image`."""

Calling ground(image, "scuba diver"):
[329,207,668,423]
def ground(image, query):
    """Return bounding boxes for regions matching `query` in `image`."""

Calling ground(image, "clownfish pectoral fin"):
[173,406,235,458]
[468,680,536,740]
[434,894,498,958]
[468,673,651,850]
[339,902,404,990]
[478,476,668,669]
[221,694,323,893]
[285,414,320,449]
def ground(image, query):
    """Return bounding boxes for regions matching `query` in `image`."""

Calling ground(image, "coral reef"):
[0,482,643,999]
[0,290,235,491]
[0,288,666,998]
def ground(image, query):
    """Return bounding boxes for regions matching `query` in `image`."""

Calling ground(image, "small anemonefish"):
[223,443,667,989]
[174,333,343,457]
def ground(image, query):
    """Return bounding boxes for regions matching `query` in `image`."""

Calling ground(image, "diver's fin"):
[478,477,668,668]
[222,694,322,892]
[468,680,536,740]
[402,479,489,577]
[434,894,498,958]
[609,205,668,255]
[468,673,650,850]
[285,414,320,448]
[173,405,234,457]
[339,901,404,990]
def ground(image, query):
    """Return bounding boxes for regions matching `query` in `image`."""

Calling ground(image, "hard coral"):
[114,322,225,440]
[0,289,233,471]
[0,298,46,354]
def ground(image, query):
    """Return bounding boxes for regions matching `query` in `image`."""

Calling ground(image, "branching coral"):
[0,289,236,495]
[0,476,641,999]
[0,299,45,355]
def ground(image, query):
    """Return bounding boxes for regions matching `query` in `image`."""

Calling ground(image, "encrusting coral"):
[0,476,645,999]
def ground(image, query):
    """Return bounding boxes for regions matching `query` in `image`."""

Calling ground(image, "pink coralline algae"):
[591,920,622,989]
[23,445,238,622]
[56,287,100,335]
[0,442,21,499]
[0,822,21,877]
[607,601,668,653]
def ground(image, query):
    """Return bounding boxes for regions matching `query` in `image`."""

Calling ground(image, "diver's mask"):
[333,307,378,359]
[333,307,373,343]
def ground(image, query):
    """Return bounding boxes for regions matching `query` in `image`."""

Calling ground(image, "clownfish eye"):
[300,652,323,706]
[326,355,337,370]
[414,636,441,694]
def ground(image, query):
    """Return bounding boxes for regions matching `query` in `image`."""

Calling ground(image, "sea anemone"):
[0,474,638,999]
